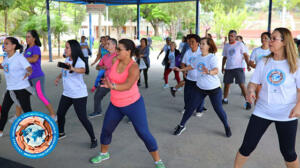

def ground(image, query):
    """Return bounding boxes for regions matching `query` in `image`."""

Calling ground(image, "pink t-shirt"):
[98,52,117,77]
[109,59,140,107]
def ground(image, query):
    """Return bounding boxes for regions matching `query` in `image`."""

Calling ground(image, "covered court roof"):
[53,0,195,5]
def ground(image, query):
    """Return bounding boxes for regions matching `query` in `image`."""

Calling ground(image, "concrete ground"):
[0,51,299,168]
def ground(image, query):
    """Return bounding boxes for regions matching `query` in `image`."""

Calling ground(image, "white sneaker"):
[0,132,3,137]
[163,84,169,89]
[195,112,204,118]
[9,115,17,123]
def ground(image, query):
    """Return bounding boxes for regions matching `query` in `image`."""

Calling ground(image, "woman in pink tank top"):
[90,39,166,168]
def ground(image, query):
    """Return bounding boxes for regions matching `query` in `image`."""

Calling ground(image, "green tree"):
[273,0,300,28]
[52,15,68,57]
[0,0,15,34]
[11,0,49,50]
[213,4,248,39]
[62,3,86,39]
[109,5,135,39]
[21,15,48,51]
[202,0,246,13]
[273,0,300,10]
[140,4,170,36]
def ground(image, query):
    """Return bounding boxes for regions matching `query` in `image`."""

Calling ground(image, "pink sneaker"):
[91,86,96,93]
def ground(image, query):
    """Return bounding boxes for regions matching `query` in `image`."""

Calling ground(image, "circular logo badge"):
[267,69,286,86]
[196,62,205,72]
[10,112,58,159]
[3,63,9,73]
[188,56,196,64]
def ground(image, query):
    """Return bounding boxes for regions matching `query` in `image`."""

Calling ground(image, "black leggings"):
[239,115,298,162]
[0,89,32,131]
[57,95,96,140]
[138,68,148,86]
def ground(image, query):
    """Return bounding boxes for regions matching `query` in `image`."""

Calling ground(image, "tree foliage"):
[0,0,15,34]
[213,4,248,39]
[140,4,170,36]
[108,5,135,39]
[273,0,300,10]
[202,0,247,13]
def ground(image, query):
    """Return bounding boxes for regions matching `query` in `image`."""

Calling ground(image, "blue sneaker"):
[88,112,102,118]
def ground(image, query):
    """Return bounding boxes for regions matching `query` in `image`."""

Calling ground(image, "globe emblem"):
[22,125,46,147]
[10,112,59,159]
[271,73,281,82]
[267,69,285,86]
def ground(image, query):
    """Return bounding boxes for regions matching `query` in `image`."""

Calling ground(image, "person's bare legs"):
[234,152,249,168]
[175,81,185,89]
[150,151,161,162]
[16,106,22,117]
[223,83,231,99]
[238,83,247,100]
[46,104,56,117]
[286,158,300,168]
[101,144,109,153]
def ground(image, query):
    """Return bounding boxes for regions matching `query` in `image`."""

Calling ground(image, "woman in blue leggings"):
[173,37,231,137]
[90,39,166,168]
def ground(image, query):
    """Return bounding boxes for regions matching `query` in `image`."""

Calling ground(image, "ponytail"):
[119,39,137,57]
[6,37,23,53]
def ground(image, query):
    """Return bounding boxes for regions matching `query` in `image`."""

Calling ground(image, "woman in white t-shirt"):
[234,28,300,168]
[249,32,271,68]
[0,37,33,137]
[173,38,231,137]
[55,40,97,148]
[249,32,271,104]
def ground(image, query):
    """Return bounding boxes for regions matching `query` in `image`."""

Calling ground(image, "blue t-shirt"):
[100,47,109,57]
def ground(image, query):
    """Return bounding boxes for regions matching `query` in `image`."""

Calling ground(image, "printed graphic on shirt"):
[3,63,9,73]
[196,62,206,72]
[62,69,67,77]
[228,48,236,57]
[257,54,265,62]
[267,69,286,86]
[188,56,196,64]
[26,52,32,56]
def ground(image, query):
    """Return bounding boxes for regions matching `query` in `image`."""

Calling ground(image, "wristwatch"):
[112,83,116,90]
